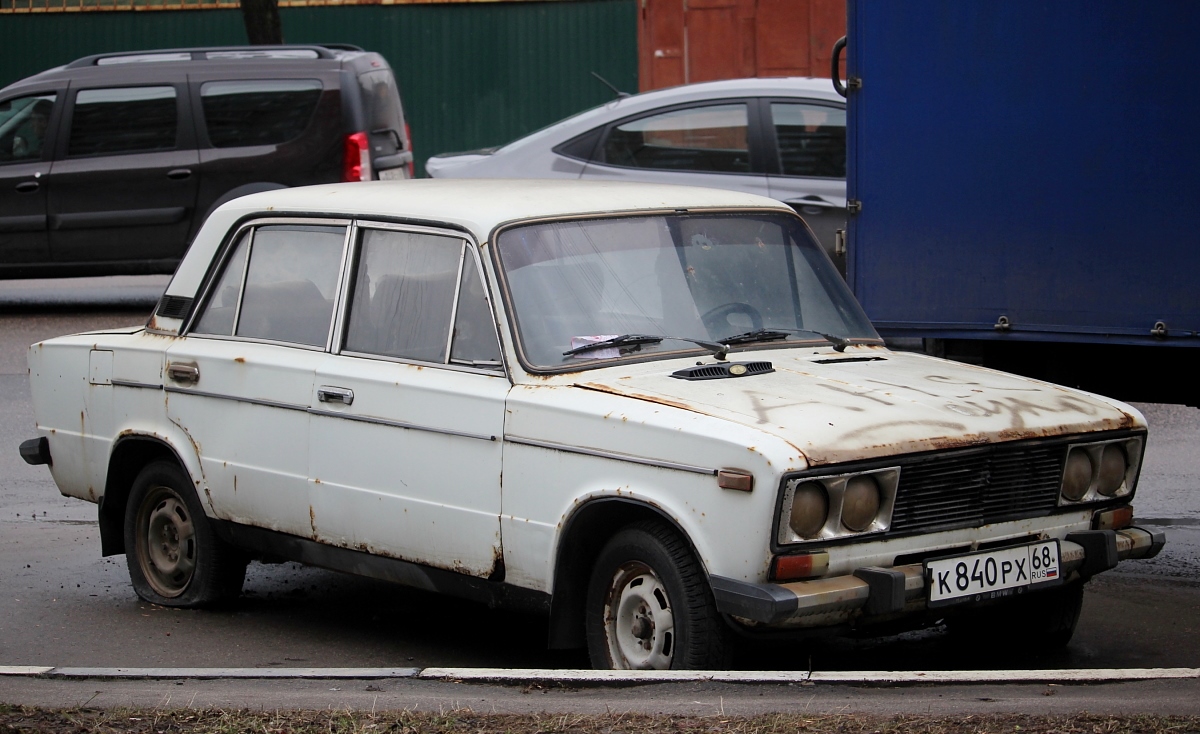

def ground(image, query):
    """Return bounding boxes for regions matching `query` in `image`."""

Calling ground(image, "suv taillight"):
[343,132,372,182]
[405,123,415,178]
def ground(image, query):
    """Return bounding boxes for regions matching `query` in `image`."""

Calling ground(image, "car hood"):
[570,348,1142,466]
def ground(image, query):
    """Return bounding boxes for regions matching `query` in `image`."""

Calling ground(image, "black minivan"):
[0,44,412,278]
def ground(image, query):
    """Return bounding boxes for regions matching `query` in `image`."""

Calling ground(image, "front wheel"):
[585,521,732,670]
[124,461,246,607]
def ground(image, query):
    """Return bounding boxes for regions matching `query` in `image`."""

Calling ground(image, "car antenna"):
[590,71,630,99]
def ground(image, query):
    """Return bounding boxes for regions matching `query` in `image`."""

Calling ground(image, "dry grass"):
[2,707,1198,734]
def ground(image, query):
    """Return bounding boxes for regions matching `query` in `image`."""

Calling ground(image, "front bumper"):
[711,526,1165,628]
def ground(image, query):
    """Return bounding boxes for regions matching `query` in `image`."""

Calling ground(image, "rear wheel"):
[124,461,246,607]
[585,521,732,670]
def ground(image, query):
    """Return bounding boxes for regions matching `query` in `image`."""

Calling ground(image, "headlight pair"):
[778,467,899,544]
[1059,436,1142,505]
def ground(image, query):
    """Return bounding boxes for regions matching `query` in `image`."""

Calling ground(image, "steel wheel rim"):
[136,485,196,598]
[603,561,675,670]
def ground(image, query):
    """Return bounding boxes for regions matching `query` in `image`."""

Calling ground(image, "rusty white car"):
[22,179,1163,670]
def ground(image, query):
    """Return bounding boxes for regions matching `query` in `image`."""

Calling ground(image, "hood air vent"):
[671,361,774,381]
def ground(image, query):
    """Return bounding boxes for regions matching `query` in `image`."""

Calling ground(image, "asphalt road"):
[2,276,1198,677]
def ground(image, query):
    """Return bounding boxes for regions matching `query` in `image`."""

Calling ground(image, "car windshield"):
[495,212,880,369]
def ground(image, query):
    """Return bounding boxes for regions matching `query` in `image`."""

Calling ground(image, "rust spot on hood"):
[576,382,698,413]
[234,357,245,364]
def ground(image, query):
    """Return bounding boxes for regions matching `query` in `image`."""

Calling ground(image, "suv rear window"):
[200,79,322,148]
[68,86,177,157]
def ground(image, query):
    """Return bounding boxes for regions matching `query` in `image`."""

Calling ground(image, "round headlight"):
[841,475,881,532]
[1096,444,1128,496]
[789,482,829,539]
[1062,449,1093,501]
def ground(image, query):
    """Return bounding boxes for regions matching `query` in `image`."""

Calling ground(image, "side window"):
[192,230,250,336]
[343,229,465,364]
[192,224,345,347]
[450,261,502,367]
[602,103,750,173]
[0,93,56,163]
[200,80,322,148]
[68,86,177,157]
[771,102,846,178]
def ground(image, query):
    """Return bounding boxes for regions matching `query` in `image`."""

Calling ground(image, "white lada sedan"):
[22,180,1163,669]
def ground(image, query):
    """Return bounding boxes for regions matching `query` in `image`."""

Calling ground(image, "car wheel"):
[585,521,732,670]
[948,580,1085,650]
[124,460,246,607]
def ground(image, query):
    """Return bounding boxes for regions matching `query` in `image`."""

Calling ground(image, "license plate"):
[377,167,408,180]
[925,541,1061,607]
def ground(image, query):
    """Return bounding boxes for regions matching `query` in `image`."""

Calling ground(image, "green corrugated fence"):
[0,0,638,175]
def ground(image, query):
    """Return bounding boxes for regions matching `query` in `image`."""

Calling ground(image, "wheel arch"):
[98,434,197,557]
[546,496,707,650]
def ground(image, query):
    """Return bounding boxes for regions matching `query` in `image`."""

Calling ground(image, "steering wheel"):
[702,302,763,334]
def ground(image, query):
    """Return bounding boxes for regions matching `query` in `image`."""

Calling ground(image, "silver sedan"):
[425,77,847,272]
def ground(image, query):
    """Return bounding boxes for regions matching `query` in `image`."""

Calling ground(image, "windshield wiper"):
[718,328,853,352]
[563,334,730,359]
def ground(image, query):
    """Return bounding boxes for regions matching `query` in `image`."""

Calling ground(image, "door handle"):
[166,168,192,180]
[317,385,354,405]
[15,181,39,193]
[167,361,200,383]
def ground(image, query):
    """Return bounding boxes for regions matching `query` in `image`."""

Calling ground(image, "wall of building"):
[638,0,844,91]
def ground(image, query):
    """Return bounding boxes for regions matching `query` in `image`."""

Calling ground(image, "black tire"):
[585,521,732,670]
[123,460,246,607]
[948,580,1085,651]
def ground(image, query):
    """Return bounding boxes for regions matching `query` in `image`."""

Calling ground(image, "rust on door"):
[638,0,846,92]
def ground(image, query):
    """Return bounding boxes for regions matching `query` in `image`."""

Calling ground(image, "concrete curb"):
[419,668,1200,683]
[2,666,1198,684]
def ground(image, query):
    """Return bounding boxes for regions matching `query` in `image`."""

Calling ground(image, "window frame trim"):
[183,216,352,345]
[585,96,769,177]
[60,82,192,160]
[194,76,326,150]
[0,88,65,166]
[333,220,507,376]
[183,215,507,377]
[759,96,847,180]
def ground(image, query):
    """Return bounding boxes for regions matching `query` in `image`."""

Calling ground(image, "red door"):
[639,0,846,92]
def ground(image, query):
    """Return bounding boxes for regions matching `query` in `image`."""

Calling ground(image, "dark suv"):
[0,44,412,278]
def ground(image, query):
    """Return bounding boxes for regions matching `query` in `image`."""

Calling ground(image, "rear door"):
[48,83,200,266]
[165,220,348,536]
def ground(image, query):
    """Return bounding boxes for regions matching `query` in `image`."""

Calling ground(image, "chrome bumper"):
[712,526,1166,627]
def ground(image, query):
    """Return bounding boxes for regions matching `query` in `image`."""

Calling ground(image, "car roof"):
[163,179,793,317]
[618,76,841,102]
[0,45,379,93]
[220,178,790,239]
[429,76,842,163]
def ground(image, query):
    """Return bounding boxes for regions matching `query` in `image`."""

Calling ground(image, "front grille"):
[889,442,1066,534]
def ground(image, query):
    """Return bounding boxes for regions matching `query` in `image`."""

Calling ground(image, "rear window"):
[358,70,404,134]
[200,79,322,148]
